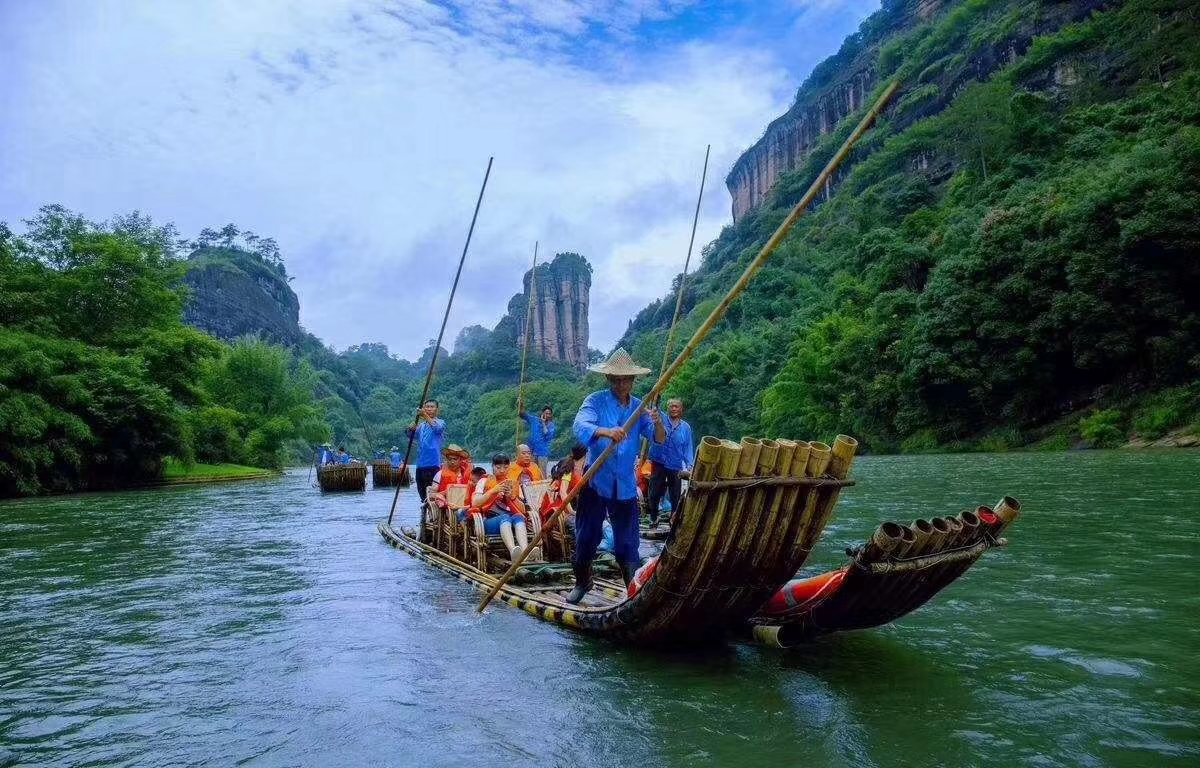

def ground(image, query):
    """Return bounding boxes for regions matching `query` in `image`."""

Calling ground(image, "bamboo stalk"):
[388,157,493,525]
[515,241,539,449]
[478,81,899,613]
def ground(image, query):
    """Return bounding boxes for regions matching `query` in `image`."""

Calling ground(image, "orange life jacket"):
[472,475,525,516]
[437,466,468,494]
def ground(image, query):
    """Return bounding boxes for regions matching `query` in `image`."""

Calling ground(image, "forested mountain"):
[619,0,1200,452]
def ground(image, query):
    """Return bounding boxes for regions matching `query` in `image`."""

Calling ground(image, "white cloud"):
[0,0,871,359]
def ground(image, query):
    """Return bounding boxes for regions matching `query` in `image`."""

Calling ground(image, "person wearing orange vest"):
[472,454,542,562]
[427,444,471,512]
[507,443,543,493]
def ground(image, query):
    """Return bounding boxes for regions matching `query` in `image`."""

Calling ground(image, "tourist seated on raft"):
[470,454,541,562]
[337,446,352,464]
[543,444,588,529]
[507,444,543,491]
[427,444,472,510]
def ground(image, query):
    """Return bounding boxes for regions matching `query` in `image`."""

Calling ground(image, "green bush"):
[1079,409,1124,449]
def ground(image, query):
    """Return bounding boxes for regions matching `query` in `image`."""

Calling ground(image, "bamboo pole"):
[515,241,539,450]
[477,82,899,613]
[639,144,712,465]
[388,157,494,525]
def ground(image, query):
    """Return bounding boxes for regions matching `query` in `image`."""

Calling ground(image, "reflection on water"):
[2,451,1198,767]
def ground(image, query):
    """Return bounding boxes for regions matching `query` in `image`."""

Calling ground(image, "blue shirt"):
[317,447,332,465]
[405,418,446,468]
[522,413,557,457]
[573,389,661,501]
[648,417,695,471]
[390,451,402,469]
[338,453,351,464]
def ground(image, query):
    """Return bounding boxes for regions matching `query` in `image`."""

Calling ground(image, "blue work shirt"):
[390,451,402,469]
[338,453,351,464]
[317,447,332,465]
[405,418,446,468]
[648,418,695,472]
[573,389,661,501]
[522,413,557,457]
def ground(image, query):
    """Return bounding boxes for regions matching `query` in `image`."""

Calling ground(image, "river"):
[2,451,1197,767]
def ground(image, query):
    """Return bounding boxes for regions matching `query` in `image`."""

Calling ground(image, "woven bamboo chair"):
[467,493,546,572]
[545,476,576,562]
[437,484,470,559]
[421,485,439,546]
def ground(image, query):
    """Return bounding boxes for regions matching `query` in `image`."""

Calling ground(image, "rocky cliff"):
[726,0,1110,220]
[511,252,592,371]
[182,247,302,345]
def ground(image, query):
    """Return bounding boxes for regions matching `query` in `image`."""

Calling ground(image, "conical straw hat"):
[588,347,651,376]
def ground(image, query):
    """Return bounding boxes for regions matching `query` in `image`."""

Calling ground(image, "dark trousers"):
[647,462,681,520]
[416,466,439,503]
[574,484,640,567]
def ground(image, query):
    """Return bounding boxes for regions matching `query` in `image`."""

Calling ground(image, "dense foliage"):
[0,207,329,496]
[619,0,1200,451]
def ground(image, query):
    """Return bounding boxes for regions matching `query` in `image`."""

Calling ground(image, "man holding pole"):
[518,402,556,474]
[405,399,446,503]
[646,398,695,527]
[568,348,665,604]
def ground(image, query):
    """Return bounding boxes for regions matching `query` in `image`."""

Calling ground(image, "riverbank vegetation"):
[618,0,1200,453]
[0,207,329,497]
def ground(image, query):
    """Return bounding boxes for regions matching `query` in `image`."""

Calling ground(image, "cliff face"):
[511,252,592,371]
[726,0,1109,220]
[182,247,302,345]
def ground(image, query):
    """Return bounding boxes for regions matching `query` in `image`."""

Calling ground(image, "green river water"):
[2,451,1197,767]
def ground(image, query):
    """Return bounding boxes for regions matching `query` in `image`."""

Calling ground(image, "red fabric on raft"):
[760,568,847,615]
[627,557,659,598]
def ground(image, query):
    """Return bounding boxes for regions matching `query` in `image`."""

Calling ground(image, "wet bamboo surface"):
[748,497,1021,647]
[318,464,368,492]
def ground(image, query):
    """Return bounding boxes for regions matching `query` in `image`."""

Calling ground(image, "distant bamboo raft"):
[747,498,1022,648]
[318,463,367,492]
[371,462,410,488]
[380,433,870,645]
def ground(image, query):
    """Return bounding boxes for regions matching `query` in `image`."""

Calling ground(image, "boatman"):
[317,443,334,466]
[518,401,556,474]
[405,399,446,503]
[568,348,665,603]
[646,397,695,527]
[389,445,402,470]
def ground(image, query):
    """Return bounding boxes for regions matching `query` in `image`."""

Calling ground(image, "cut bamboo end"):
[827,435,859,480]
[773,439,797,476]
[756,440,779,475]
[993,499,1022,532]
[737,438,763,477]
[695,436,722,481]
[865,521,907,561]
[789,441,812,478]
[929,516,953,552]
[805,442,832,478]
[943,515,964,547]
[904,519,933,557]
[716,440,742,478]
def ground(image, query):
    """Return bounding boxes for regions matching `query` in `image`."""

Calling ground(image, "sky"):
[0,0,881,361]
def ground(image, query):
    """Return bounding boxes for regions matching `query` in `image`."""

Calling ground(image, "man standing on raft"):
[568,348,665,604]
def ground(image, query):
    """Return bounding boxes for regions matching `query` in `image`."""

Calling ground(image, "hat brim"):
[587,363,651,376]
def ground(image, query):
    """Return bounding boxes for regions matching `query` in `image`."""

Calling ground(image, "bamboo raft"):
[378,434,1020,646]
[371,461,410,488]
[318,463,367,492]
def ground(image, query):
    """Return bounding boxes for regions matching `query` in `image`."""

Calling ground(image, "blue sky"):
[0,0,880,360]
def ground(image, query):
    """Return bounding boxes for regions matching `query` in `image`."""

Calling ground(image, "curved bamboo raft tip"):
[748,498,1022,647]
